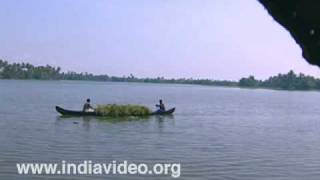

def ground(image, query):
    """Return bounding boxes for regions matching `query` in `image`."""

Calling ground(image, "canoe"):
[150,108,176,115]
[55,106,175,116]
[56,106,97,116]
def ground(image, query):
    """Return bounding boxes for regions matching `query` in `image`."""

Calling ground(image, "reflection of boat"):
[56,106,175,116]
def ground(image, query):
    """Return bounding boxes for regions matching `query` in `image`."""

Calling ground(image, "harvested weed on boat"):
[96,104,151,117]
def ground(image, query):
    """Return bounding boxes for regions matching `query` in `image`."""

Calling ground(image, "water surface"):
[1,80,320,179]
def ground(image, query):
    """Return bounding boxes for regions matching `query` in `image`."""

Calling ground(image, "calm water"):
[1,80,320,180]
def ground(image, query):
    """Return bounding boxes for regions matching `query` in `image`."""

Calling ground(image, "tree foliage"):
[239,70,320,90]
[1,60,320,90]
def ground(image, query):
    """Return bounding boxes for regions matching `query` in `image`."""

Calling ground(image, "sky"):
[1,0,320,80]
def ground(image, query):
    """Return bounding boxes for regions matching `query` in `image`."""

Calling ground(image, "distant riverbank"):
[1,59,320,91]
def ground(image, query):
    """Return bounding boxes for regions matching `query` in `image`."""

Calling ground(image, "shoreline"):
[1,78,319,92]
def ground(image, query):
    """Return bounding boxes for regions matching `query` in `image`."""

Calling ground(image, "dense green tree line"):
[239,70,320,90]
[0,60,61,80]
[1,60,320,90]
[0,60,237,86]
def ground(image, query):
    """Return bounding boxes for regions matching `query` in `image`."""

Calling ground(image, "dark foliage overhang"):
[258,0,320,67]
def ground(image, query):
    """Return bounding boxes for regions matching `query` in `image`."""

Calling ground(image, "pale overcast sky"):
[1,0,320,80]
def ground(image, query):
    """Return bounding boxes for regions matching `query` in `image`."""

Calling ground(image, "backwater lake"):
[1,80,320,180]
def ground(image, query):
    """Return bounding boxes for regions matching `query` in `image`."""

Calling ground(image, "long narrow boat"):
[55,106,175,116]
[56,106,97,116]
[150,108,176,115]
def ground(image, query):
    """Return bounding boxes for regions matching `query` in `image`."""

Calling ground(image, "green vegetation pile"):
[96,104,151,117]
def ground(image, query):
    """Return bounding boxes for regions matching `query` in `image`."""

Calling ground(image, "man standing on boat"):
[83,98,95,112]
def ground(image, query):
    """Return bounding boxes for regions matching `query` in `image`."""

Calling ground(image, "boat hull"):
[56,106,175,116]
[150,108,176,115]
[56,106,98,116]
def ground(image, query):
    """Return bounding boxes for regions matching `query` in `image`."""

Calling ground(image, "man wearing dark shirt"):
[156,99,166,112]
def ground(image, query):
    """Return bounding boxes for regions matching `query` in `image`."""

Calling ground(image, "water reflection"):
[55,115,151,123]
[55,115,175,133]
[155,115,175,132]
[155,115,175,121]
